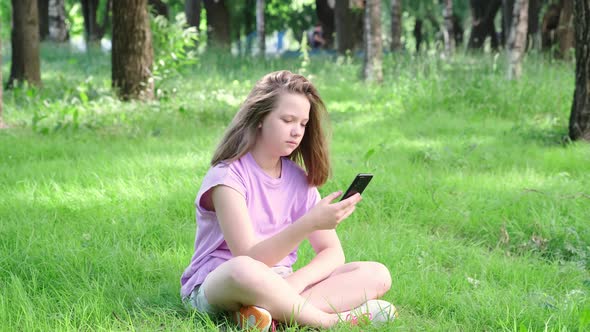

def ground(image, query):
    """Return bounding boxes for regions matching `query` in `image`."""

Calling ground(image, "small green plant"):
[151,13,199,98]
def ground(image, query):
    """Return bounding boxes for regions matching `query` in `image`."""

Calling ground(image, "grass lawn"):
[1,45,589,331]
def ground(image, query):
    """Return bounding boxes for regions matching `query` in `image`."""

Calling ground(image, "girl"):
[181,70,396,330]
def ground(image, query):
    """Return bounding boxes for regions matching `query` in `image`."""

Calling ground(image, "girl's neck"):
[250,147,282,178]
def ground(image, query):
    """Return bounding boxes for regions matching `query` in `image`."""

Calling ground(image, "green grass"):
[1,44,589,331]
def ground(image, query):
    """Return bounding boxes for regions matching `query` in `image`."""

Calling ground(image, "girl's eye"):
[282,118,292,123]
[301,123,307,127]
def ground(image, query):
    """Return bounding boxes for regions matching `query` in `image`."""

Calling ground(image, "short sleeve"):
[305,187,321,212]
[195,163,246,213]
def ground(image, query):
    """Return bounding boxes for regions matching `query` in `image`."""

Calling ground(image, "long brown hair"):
[211,70,331,186]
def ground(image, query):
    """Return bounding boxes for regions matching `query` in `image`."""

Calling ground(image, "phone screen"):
[340,173,373,201]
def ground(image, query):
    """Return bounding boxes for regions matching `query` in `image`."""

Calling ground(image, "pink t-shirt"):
[180,152,321,298]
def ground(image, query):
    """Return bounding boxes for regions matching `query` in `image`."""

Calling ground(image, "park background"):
[1,0,589,331]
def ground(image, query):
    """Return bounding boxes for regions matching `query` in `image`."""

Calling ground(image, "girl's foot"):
[343,299,398,326]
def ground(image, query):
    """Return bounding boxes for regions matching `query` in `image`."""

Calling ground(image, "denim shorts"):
[184,265,293,315]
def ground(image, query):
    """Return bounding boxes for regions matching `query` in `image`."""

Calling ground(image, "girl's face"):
[257,92,310,157]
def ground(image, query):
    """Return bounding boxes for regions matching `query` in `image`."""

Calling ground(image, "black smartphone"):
[340,173,373,201]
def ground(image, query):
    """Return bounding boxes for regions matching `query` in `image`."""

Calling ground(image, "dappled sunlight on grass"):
[1,48,589,331]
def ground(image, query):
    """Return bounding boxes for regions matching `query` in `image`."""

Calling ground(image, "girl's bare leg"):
[299,261,392,313]
[201,256,340,328]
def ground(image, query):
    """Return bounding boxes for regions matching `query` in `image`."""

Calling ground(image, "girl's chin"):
[280,151,294,157]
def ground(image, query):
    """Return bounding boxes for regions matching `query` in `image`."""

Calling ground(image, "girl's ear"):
[258,122,262,129]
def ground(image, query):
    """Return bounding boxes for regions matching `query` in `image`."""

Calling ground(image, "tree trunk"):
[541,3,562,50]
[568,0,590,140]
[363,0,382,83]
[527,0,540,49]
[453,14,464,46]
[502,0,514,46]
[48,0,69,42]
[413,19,423,53]
[81,0,102,44]
[148,0,169,18]
[184,0,201,32]
[244,0,255,55]
[391,0,402,52]
[507,0,528,80]
[558,0,575,59]
[8,0,41,88]
[203,0,231,50]
[468,0,502,50]
[443,0,455,56]
[38,0,49,40]
[112,0,154,100]
[351,1,365,51]
[335,0,353,54]
[256,0,265,57]
[316,0,335,49]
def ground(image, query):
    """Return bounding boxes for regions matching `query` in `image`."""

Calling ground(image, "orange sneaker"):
[234,305,274,331]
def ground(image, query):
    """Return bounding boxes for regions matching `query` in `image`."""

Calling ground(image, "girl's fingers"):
[324,191,343,203]
[339,205,356,222]
[336,193,361,209]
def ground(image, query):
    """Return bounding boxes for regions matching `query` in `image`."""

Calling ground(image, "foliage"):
[1,0,482,54]
[150,13,198,98]
[65,1,85,38]
[266,0,316,39]
[227,0,316,49]
[0,2,9,39]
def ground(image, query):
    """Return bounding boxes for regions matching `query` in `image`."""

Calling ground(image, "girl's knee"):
[226,256,270,291]
[373,262,392,295]
[362,261,392,296]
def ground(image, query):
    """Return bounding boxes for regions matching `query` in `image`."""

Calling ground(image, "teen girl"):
[181,70,396,330]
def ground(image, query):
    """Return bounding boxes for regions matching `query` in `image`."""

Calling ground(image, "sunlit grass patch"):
[0,47,588,331]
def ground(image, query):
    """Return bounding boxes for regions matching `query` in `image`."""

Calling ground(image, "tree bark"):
[568,0,590,140]
[335,0,353,54]
[316,0,335,49]
[502,0,514,46]
[541,2,561,50]
[244,0,256,55]
[527,0,540,49]
[48,0,69,42]
[203,0,231,50]
[468,0,502,50]
[391,0,402,52]
[184,0,201,32]
[8,0,41,88]
[507,0,528,80]
[443,0,455,56]
[351,1,365,51]
[413,19,423,53]
[81,0,102,44]
[256,0,265,57]
[112,0,154,100]
[38,0,49,40]
[363,0,382,83]
[558,0,575,59]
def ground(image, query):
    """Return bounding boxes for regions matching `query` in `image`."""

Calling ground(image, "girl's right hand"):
[304,191,362,230]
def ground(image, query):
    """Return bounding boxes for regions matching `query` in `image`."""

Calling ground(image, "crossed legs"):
[200,256,392,328]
